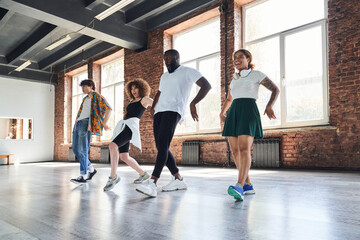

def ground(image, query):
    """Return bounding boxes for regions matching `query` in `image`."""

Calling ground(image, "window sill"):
[264,124,337,134]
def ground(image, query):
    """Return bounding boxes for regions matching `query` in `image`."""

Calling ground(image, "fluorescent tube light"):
[95,0,135,21]
[14,60,31,72]
[45,35,72,51]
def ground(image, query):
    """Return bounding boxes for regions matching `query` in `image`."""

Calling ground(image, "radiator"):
[182,141,200,165]
[69,147,76,162]
[100,146,110,163]
[252,138,280,168]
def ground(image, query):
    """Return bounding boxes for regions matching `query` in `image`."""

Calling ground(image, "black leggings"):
[152,111,181,178]
[112,125,132,153]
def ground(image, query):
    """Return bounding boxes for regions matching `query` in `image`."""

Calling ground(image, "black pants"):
[112,125,132,153]
[152,111,181,178]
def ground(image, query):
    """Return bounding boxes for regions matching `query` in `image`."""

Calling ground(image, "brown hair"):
[233,49,255,70]
[80,79,95,90]
[125,79,151,100]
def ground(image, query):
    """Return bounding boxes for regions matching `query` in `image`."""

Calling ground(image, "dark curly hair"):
[80,79,95,90]
[125,79,151,100]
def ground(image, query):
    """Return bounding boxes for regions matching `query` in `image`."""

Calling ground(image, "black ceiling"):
[0,0,219,85]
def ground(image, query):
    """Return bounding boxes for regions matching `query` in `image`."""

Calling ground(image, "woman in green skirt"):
[220,49,279,201]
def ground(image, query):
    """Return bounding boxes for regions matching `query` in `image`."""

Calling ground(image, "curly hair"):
[125,79,151,100]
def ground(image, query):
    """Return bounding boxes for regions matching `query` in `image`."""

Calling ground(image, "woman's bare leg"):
[119,152,145,175]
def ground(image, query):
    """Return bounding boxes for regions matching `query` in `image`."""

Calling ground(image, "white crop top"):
[229,69,266,99]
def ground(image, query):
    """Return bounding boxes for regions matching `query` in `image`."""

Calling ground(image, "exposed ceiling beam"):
[54,42,116,73]
[0,7,8,19]
[0,56,7,64]
[39,36,97,70]
[146,0,219,31]
[125,0,182,24]
[0,8,14,31]
[0,64,57,85]
[85,0,107,10]
[0,0,146,50]
[6,23,57,65]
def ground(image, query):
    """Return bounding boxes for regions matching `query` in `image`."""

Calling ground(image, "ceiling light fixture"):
[14,60,31,72]
[45,34,72,51]
[95,0,135,21]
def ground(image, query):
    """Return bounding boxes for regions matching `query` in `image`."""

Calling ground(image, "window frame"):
[71,71,88,131]
[172,17,221,135]
[180,52,222,135]
[242,0,329,129]
[100,56,125,141]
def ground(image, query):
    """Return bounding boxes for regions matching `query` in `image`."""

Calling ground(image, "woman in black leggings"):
[103,79,153,191]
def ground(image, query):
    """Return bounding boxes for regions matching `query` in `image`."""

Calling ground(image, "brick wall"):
[54,0,360,169]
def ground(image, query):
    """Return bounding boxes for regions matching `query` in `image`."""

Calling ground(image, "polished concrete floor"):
[0,162,359,240]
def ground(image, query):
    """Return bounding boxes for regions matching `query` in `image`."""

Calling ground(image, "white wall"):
[0,76,54,164]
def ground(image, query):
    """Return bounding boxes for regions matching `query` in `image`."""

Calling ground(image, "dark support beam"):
[146,0,219,31]
[0,8,14,31]
[0,0,146,49]
[0,64,57,85]
[38,36,96,70]
[125,0,182,24]
[54,42,116,73]
[0,7,8,19]
[6,23,57,65]
[0,56,7,64]
[85,0,107,10]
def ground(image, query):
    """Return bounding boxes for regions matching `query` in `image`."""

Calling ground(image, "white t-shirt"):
[77,96,91,121]
[230,69,267,100]
[155,65,203,121]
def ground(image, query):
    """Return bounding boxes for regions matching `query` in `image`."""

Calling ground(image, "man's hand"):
[103,123,111,131]
[190,102,199,121]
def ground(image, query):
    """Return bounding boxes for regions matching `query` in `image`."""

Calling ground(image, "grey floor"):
[0,163,359,240]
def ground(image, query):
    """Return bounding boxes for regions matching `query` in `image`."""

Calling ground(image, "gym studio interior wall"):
[0,76,55,164]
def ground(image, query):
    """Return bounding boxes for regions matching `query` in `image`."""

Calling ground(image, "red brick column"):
[54,73,70,160]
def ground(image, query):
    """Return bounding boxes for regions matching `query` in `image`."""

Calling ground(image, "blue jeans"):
[72,118,91,175]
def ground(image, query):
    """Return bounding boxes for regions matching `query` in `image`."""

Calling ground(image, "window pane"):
[101,57,124,140]
[115,83,124,124]
[72,95,85,129]
[285,26,324,122]
[72,77,79,95]
[101,86,115,140]
[245,0,325,42]
[101,57,124,87]
[72,71,87,96]
[198,55,221,130]
[175,61,197,134]
[173,18,220,62]
[247,37,281,127]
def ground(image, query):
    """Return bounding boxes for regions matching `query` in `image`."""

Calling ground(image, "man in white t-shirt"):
[136,49,211,197]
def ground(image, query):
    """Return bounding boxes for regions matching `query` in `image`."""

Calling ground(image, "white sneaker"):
[136,179,157,197]
[162,177,187,192]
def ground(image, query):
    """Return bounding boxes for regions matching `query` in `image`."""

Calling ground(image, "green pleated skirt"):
[222,98,263,138]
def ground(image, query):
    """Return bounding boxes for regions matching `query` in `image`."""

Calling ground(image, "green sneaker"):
[103,175,121,191]
[133,171,150,184]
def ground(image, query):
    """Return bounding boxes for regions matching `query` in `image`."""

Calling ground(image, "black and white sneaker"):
[86,169,97,181]
[70,176,87,184]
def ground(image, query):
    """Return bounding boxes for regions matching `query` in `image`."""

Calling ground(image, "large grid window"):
[72,71,88,130]
[173,17,221,134]
[100,57,124,140]
[243,0,328,128]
